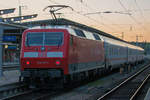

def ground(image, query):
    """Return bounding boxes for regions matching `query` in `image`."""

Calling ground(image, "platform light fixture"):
[4,45,8,49]
[0,8,15,15]
[2,14,38,22]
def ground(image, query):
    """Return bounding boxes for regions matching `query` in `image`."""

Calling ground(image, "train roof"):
[28,25,144,51]
[22,18,127,42]
[100,35,127,47]
[23,18,143,51]
[100,35,144,51]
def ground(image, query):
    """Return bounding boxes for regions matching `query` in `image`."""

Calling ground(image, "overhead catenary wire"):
[76,0,131,38]
[48,0,148,41]
[48,0,139,40]
[118,0,149,35]
[79,1,130,28]
[47,0,94,26]
[48,0,118,32]
[134,0,147,29]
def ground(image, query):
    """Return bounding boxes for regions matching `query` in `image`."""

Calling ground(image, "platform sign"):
[3,36,16,42]
[0,18,2,22]
[0,28,2,76]
[3,14,38,22]
[7,45,17,49]
[0,8,15,15]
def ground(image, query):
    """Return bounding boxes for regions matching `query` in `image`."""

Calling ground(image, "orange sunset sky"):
[0,0,150,42]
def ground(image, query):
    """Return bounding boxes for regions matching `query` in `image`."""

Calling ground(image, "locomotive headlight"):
[56,60,61,65]
[26,61,30,65]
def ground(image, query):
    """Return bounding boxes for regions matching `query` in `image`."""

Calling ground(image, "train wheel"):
[23,77,29,83]
[106,66,112,73]
[19,76,23,83]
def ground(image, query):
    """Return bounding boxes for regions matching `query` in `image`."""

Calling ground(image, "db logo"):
[37,61,49,64]
[39,52,46,57]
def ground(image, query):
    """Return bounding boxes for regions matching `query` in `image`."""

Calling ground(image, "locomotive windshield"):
[26,32,63,46]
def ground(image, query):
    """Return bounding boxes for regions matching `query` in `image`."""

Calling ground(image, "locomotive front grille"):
[21,68,62,78]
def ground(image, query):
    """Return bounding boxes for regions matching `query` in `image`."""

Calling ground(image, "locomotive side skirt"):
[21,69,62,78]
[69,62,105,74]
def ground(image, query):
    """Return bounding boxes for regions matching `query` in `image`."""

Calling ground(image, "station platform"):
[0,70,20,86]
[3,62,20,67]
[144,88,150,100]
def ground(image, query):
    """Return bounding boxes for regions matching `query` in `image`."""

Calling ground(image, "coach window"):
[93,34,101,40]
[120,48,122,55]
[121,49,123,55]
[110,47,112,55]
[129,49,131,55]
[114,48,116,55]
[115,47,117,55]
[112,48,114,55]
[74,29,86,38]
[112,47,114,55]
[118,48,120,55]
[116,48,118,55]
[113,47,115,55]
[131,50,133,55]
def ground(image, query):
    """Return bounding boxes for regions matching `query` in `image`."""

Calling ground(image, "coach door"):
[126,47,129,64]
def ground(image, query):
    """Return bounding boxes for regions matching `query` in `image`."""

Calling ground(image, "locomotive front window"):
[45,32,63,46]
[26,32,63,46]
[26,33,43,46]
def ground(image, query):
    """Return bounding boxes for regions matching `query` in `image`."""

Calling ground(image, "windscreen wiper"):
[57,37,62,49]
[26,35,30,47]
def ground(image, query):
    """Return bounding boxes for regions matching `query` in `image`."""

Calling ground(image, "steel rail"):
[97,63,150,100]
[2,64,20,71]
[31,91,57,100]
[0,82,27,99]
[1,88,43,100]
[2,66,20,71]
[1,90,33,100]
[130,73,150,100]
[0,82,25,93]
[0,82,20,89]
[0,83,27,100]
[1,88,46,100]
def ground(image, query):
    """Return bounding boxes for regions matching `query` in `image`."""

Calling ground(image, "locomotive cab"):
[20,28,69,85]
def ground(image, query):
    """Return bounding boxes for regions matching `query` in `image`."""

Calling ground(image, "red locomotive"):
[20,26,105,86]
[20,25,144,87]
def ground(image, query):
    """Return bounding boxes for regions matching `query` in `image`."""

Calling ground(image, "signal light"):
[56,60,60,65]
[26,61,30,65]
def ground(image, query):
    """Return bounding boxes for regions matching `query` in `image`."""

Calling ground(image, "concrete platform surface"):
[144,88,150,100]
[0,70,20,86]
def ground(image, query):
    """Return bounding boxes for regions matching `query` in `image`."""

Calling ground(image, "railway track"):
[0,82,28,100]
[1,87,61,100]
[0,79,89,100]
[2,65,20,71]
[97,63,150,100]
[0,83,53,100]
[1,63,149,100]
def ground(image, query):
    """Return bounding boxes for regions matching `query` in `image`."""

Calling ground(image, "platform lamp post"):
[136,34,143,46]
[0,19,2,77]
[0,26,3,77]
